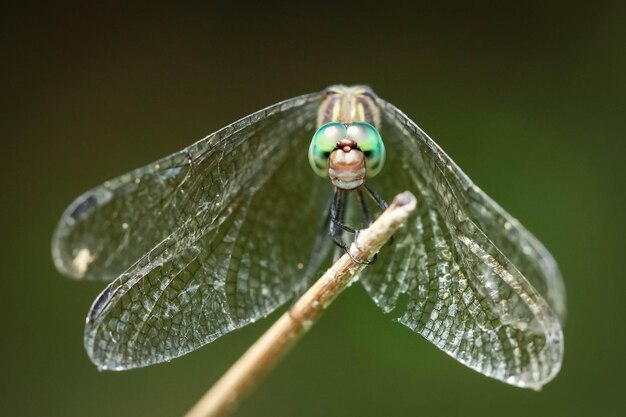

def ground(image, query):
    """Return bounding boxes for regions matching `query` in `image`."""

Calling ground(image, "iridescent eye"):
[308,122,347,177]
[346,122,385,177]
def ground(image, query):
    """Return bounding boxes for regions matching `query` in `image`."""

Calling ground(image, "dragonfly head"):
[309,122,386,190]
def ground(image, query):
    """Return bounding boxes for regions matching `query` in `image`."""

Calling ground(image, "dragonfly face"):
[52,84,565,390]
[308,121,385,190]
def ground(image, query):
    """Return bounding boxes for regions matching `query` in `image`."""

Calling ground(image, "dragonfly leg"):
[357,188,373,227]
[364,183,394,246]
[329,188,373,265]
[357,188,378,264]
[364,183,388,211]
[331,219,357,234]
[329,188,351,251]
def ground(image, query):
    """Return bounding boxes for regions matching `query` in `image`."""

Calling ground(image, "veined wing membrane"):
[85,132,331,369]
[378,101,565,321]
[54,92,339,370]
[52,93,321,281]
[360,101,563,389]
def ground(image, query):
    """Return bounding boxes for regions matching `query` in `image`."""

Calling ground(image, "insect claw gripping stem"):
[346,247,375,265]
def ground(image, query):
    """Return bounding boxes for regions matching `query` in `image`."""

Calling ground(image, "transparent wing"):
[52,92,320,281]
[54,92,336,370]
[360,99,564,389]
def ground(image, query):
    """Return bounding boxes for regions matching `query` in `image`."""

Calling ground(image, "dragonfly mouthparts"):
[336,138,358,153]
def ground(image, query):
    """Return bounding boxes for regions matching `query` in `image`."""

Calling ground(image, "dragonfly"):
[52,85,565,390]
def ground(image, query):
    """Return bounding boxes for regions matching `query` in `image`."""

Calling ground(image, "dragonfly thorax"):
[317,85,380,127]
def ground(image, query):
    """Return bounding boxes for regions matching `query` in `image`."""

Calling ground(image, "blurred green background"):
[2,2,624,416]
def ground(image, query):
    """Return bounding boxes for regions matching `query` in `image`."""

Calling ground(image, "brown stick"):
[184,191,417,417]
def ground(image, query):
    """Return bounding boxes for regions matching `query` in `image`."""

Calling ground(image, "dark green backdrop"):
[2,3,624,417]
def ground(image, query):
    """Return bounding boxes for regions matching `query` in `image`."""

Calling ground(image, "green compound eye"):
[308,122,347,177]
[346,122,385,177]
